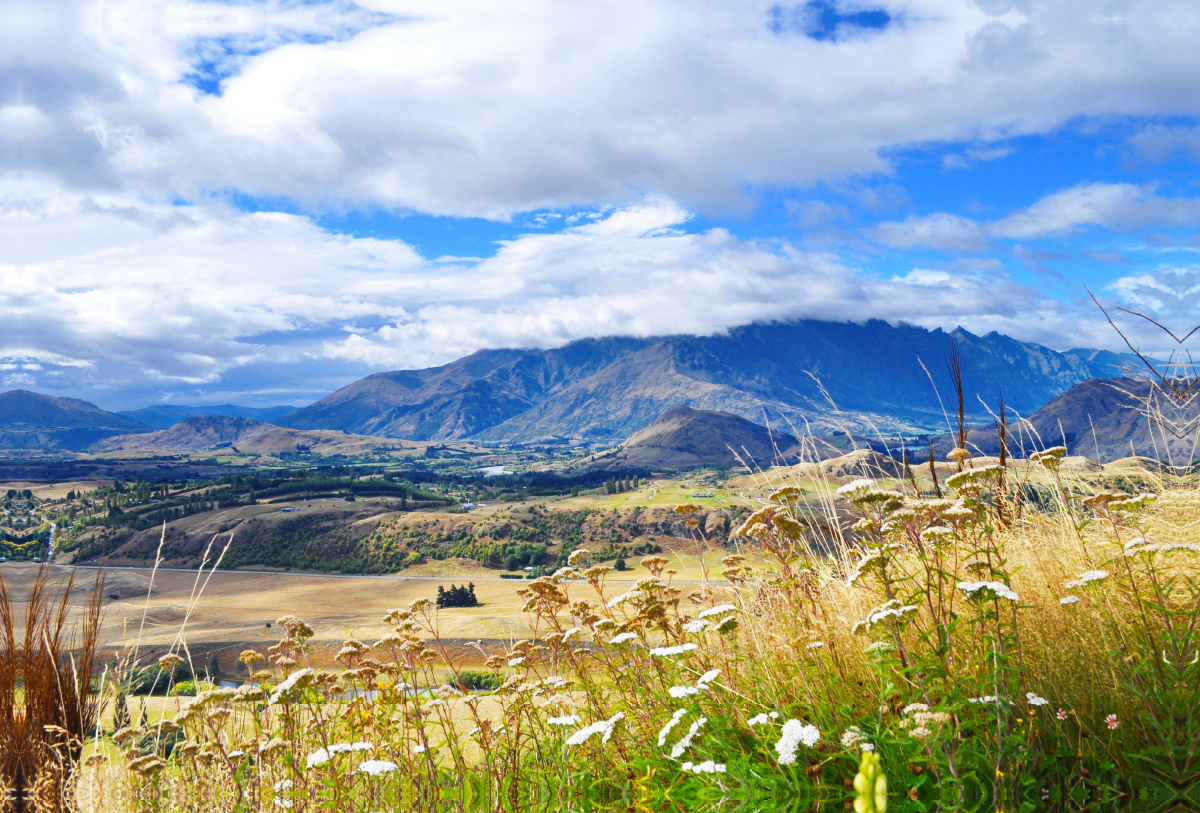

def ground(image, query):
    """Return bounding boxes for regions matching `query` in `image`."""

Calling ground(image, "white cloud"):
[8,0,1200,216]
[870,183,1200,251]
[867,212,990,252]
[4,188,1108,404]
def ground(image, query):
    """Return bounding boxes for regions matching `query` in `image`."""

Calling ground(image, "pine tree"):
[113,693,131,731]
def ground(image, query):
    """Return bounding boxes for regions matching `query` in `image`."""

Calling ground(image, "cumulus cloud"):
[8,0,1200,216]
[870,183,1200,251]
[867,213,990,252]
[3,189,1110,405]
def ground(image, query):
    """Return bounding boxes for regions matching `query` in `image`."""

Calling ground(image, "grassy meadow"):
[2,446,1197,812]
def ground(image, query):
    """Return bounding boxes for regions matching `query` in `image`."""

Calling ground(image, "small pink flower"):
[1056,709,1068,720]
[1105,714,1119,730]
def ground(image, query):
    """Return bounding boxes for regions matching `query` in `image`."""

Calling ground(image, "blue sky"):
[4,0,1200,409]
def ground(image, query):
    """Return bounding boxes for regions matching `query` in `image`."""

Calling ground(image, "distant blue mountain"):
[119,403,299,429]
[0,390,152,451]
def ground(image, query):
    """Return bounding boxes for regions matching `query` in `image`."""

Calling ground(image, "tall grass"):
[0,564,105,812]
[56,445,1199,812]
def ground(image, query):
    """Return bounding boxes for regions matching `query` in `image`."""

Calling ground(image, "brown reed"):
[0,564,106,813]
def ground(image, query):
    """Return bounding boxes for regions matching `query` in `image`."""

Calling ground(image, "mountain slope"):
[937,377,1197,463]
[88,415,411,457]
[119,403,299,429]
[278,320,1140,442]
[0,390,152,451]
[1024,378,1198,463]
[588,406,799,470]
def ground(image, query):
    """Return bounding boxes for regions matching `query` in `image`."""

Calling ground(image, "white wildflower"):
[806,641,825,650]
[1064,570,1108,589]
[568,549,590,566]
[274,780,293,792]
[650,643,699,657]
[864,641,895,654]
[687,760,726,774]
[697,669,721,685]
[561,628,582,642]
[547,714,582,726]
[841,727,870,750]
[1145,542,1200,553]
[358,760,397,776]
[670,717,707,758]
[658,709,688,746]
[609,632,639,645]
[607,591,638,609]
[683,619,710,634]
[775,720,820,764]
[565,712,625,747]
[227,750,244,758]
[698,604,738,619]
[921,526,956,545]
[669,685,702,698]
[268,668,312,705]
[747,713,771,726]
[957,580,1020,602]
[902,703,929,715]
[412,745,426,754]
[837,479,876,496]
[1060,596,1081,605]
[508,657,525,667]
[306,748,330,769]
[865,600,920,626]
[945,465,1004,491]
[1026,693,1050,706]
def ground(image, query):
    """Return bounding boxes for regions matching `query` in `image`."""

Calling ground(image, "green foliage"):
[451,671,502,692]
[436,583,479,608]
[169,680,217,697]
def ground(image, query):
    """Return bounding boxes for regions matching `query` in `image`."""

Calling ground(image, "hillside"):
[0,390,152,451]
[1022,378,1199,463]
[118,403,299,429]
[588,406,798,470]
[926,377,1197,463]
[277,320,1139,442]
[87,415,416,457]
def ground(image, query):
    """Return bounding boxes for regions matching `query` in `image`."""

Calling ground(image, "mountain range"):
[0,319,1146,453]
[118,403,298,429]
[277,320,1139,442]
[88,415,415,458]
[0,390,152,451]
[0,392,300,451]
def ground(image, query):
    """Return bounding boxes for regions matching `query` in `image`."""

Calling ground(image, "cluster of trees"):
[604,477,641,494]
[436,583,479,608]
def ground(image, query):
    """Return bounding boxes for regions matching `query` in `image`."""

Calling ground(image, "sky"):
[5,0,1200,410]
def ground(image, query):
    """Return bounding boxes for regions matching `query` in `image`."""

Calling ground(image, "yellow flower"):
[853,750,887,813]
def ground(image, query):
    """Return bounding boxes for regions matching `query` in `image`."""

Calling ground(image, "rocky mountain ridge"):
[278,319,1139,442]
